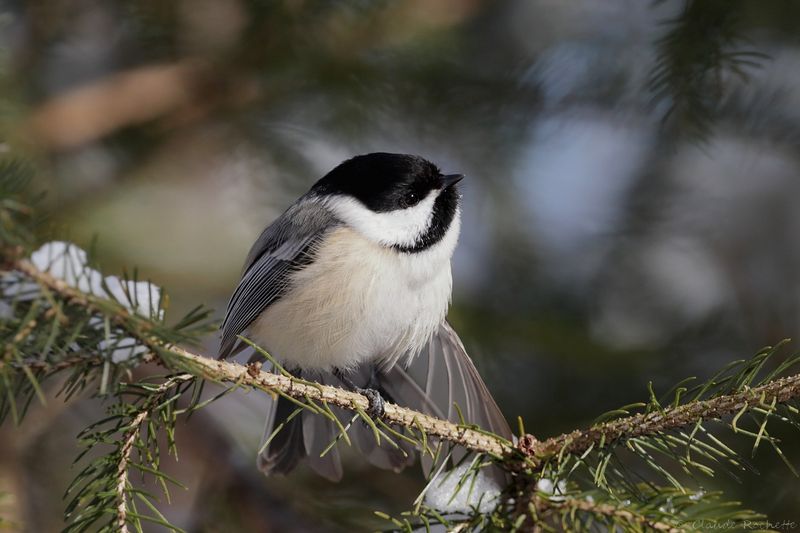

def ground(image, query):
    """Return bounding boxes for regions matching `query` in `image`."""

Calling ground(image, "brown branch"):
[27,63,200,150]
[535,495,683,533]
[11,257,513,458]
[9,249,800,532]
[9,254,800,471]
[115,374,193,533]
[519,372,800,467]
[0,355,105,373]
[167,344,512,456]
[3,317,38,359]
[116,409,146,533]
[25,62,262,151]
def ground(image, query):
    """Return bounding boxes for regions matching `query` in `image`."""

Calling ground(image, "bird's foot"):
[333,368,386,419]
[356,387,385,419]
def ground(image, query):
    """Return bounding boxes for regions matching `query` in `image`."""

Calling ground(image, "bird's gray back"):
[219,198,340,358]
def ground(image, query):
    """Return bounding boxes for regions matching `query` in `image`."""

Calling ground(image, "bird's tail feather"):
[256,387,307,476]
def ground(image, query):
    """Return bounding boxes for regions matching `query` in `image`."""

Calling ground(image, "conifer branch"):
[0,354,104,373]
[520,371,800,467]
[116,411,146,532]
[532,495,681,533]
[9,252,800,466]
[114,374,193,532]
[8,254,514,458]
[10,255,158,362]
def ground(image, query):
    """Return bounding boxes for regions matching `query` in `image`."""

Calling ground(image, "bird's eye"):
[401,191,421,208]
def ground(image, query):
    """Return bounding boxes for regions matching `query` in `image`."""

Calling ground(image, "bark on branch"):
[520,372,800,468]
[115,374,193,533]
[11,257,513,458]
[10,255,800,471]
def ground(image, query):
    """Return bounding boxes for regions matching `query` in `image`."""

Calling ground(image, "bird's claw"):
[333,368,385,418]
[358,387,385,419]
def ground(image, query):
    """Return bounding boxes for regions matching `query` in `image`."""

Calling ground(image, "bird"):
[219,152,511,481]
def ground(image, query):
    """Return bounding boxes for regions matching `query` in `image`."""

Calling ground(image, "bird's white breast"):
[249,215,459,371]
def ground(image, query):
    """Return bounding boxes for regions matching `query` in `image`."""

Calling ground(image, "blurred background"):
[2,0,800,530]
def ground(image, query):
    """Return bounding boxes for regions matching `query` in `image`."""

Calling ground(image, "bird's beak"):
[441,173,465,189]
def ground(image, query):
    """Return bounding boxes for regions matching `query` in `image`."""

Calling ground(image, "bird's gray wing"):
[383,320,510,436]
[379,320,512,473]
[219,200,339,359]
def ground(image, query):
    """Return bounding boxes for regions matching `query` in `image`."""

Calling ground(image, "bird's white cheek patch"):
[322,192,437,248]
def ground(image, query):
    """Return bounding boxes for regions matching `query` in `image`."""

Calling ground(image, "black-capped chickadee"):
[219,152,510,481]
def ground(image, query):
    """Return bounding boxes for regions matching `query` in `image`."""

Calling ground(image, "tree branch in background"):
[25,62,261,151]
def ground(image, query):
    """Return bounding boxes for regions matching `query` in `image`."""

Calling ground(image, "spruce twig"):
[521,372,800,467]
[114,374,193,532]
[10,253,800,466]
[8,254,515,458]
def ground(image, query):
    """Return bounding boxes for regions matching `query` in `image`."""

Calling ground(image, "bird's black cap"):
[311,152,460,213]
